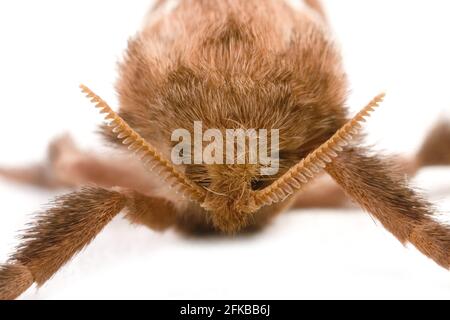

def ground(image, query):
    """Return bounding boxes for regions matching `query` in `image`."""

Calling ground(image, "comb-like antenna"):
[80,85,207,203]
[253,93,385,208]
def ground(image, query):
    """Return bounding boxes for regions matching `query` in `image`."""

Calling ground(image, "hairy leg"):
[125,191,177,231]
[0,134,79,188]
[293,155,418,209]
[294,121,450,209]
[293,174,350,209]
[326,147,450,269]
[0,188,177,300]
[0,134,159,196]
[415,120,450,168]
[0,187,125,300]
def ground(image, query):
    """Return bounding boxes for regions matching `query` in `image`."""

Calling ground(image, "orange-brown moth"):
[0,0,449,300]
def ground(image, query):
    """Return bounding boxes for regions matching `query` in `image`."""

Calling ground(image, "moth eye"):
[251,178,265,191]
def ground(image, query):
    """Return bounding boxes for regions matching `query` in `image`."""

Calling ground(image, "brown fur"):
[326,147,450,268]
[0,0,449,299]
[125,192,177,231]
[416,120,450,168]
[4,188,127,299]
[108,0,348,232]
[0,264,34,300]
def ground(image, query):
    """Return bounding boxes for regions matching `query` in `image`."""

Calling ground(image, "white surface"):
[0,0,449,300]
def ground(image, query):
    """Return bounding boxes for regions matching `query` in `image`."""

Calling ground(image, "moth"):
[0,0,449,300]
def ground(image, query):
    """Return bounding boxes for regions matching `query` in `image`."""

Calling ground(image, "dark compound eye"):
[251,178,265,191]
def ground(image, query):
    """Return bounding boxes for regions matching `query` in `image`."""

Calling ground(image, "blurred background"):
[0,0,449,299]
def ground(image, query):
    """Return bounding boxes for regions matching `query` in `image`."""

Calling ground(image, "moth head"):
[198,164,259,232]
[81,85,384,233]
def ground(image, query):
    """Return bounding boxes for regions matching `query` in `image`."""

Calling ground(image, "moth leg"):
[293,120,450,209]
[390,120,450,176]
[293,155,422,209]
[0,187,126,300]
[0,188,178,300]
[124,191,177,232]
[0,134,78,188]
[293,155,416,209]
[293,174,350,209]
[326,147,450,269]
[0,134,92,188]
[0,134,157,195]
[415,120,450,169]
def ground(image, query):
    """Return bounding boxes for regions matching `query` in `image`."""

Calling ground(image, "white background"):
[0,0,449,299]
